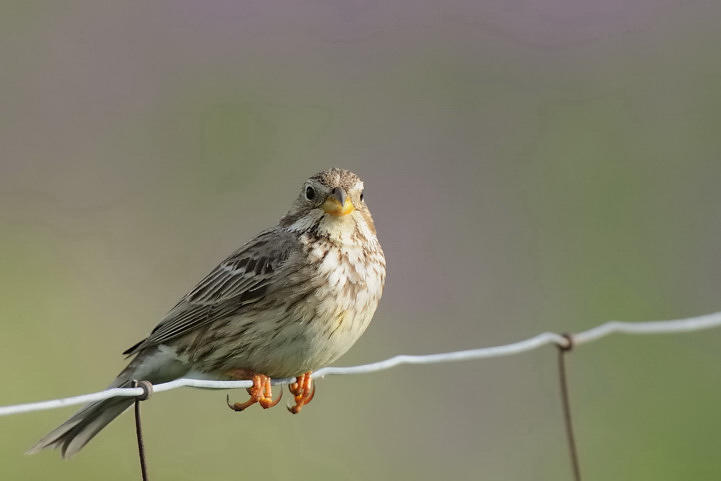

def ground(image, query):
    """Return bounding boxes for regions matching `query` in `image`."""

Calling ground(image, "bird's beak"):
[323,187,355,216]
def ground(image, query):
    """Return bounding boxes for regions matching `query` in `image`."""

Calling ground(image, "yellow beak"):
[323,188,355,216]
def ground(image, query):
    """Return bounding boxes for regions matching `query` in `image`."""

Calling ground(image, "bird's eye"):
[360,191,365,202]
[305,186,316,201]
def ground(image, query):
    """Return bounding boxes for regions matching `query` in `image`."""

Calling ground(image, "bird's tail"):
[26,380,136,458]
[27,347,187,458]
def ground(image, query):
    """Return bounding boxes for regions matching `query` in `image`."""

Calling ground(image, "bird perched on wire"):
[29,168,386,458]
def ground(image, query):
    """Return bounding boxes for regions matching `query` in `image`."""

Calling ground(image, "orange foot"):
[226,373,282,411]
[287,371,315,414]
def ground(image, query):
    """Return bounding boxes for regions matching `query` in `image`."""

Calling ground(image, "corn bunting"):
[29,168,386,457]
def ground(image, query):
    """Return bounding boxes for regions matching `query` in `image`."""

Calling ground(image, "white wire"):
[2,310,720,417]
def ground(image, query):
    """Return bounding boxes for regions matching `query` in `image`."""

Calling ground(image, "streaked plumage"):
[29,168,385,457]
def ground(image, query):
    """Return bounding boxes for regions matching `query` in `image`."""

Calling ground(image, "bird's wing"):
[123,228,299,355]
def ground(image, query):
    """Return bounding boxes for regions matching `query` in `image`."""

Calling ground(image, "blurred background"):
[2,1,721,479]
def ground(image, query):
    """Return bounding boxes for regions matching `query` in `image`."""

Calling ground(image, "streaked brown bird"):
[29,168,386,457]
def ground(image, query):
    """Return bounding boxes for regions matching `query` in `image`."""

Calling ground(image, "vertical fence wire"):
[557,335,581,481]
[133,381,153,481]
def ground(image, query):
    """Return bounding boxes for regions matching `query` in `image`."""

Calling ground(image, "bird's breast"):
[307,239,384,328]
[282,236,385,369]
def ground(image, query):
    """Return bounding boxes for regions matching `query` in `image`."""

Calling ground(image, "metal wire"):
[557,335,581,481]
[1,310,721,417]
[132,380,151,481]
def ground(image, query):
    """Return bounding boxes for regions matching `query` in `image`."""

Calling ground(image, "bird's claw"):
[287,371,315,414]
[226,374,282,411]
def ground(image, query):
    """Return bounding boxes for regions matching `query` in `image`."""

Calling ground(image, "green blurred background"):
[2,1,721,480]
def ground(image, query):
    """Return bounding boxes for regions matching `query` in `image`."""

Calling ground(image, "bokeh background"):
[2,1,721,480]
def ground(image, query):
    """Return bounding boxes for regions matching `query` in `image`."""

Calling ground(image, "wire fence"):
[2,310,720,417]
[3,309,721,481]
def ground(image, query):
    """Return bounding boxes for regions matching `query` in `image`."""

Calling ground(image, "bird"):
[28,168,386,458]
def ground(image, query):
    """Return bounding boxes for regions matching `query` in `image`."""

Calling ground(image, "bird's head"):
[280,168,377,241]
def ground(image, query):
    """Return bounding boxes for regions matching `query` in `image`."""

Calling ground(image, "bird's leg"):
[287,371,315,414]
[258,376,283,409]
[226,373,282,412]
